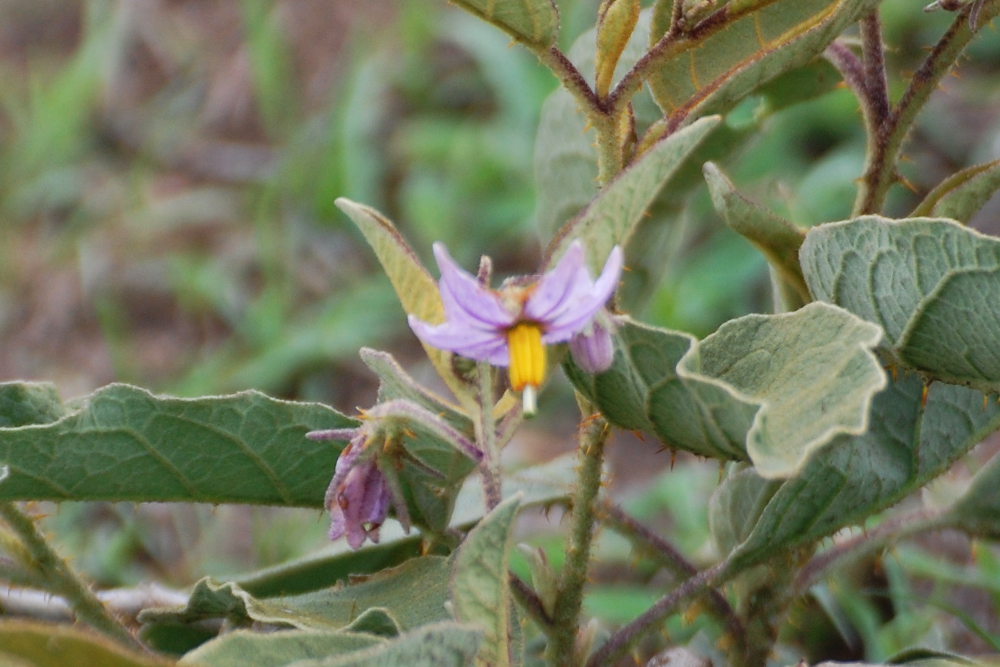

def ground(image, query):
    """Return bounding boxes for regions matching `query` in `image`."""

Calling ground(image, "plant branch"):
[0,502,142,650]
[510,572,554,629]
[794,509,948,594]
[860,10,891,127]
[547,414,611,665]
[586,559,734,667]
[854,0,1000,214]
[598,502,747,657]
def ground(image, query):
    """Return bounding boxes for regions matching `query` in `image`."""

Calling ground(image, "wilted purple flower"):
[408,240,623,414]
[308,425,407,550]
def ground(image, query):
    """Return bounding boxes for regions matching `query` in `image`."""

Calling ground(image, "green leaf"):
[546,115,720,271]
[446,0,559,48]
[647,0,879,124]
[234,537,424,598]
[911,159,1000,223]
[801,216,1000,393]
[0,383,352,506]
[335,198,474,407]
[450,494,522,667]
[729,374,1000,567]
[142,556,452,633]
[179,629,385,667]
[0,383,66,427]
[703,162,809,304]
[290,622,483,667]
[0,620,170,667]
[569,303,885,477]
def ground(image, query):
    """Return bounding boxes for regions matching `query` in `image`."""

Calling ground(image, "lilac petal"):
[538,246,624,342]
[328,508,347,541]
[324,436,364,510]
[408,315,510,365]
[433,243,515,329]
[523,241,592,323]
[569,319,615,373]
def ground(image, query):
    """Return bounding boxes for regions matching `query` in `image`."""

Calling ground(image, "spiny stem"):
[586,559,734,667]
[0,502,142,650]
[475,363,502,510]
[860,10,890,127]
[547,414,611,665]
[599,502,747,658]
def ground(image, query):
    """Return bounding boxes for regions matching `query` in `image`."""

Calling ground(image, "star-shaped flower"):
[408,240,623,414]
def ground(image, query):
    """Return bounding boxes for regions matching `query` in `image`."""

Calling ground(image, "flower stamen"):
[508,321,546,394]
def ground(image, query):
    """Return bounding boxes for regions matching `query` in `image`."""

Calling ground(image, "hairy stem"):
[475,363,502,510]
[547,414,611,665]
[0,502,142,650]
[599,502,747,659]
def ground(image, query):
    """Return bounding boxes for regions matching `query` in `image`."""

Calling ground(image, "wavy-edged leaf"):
[0,382,66,427]
[546,114,720,270]
[450,494,522,667]
[142,556,451,634]
[569,303,885,477]
[0,383,352,506]
[448,0,558,48]
[801,216,1000,393]
[911,159,1000,222]
[335,198,473,407]
[647,0,879,124]
[179,629,384,667]
[0,619,171,667]
[729,374,1000,567]
[290,622,483,667]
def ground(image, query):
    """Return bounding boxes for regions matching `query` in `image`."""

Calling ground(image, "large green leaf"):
[0,620,170,667]
[179,630,384,667]
[911,159,1000,223]
[335,198,474,407]
[0,383,351,506]
[447,0,558,48]
[801,216,1000,393]
[291,622,483,667]
[569,302,885,477]
[450,494,522,667]
[142,556,452,633]
[647,0,879,124]
[729,373,1000,567]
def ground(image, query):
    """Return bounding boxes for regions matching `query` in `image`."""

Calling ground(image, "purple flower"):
[309,424,410,550]
[408,241,623,413]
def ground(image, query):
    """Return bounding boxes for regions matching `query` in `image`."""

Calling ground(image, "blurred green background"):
[3,0,1000,661]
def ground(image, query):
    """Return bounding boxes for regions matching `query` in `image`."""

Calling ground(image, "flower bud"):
[569,317,615,373]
